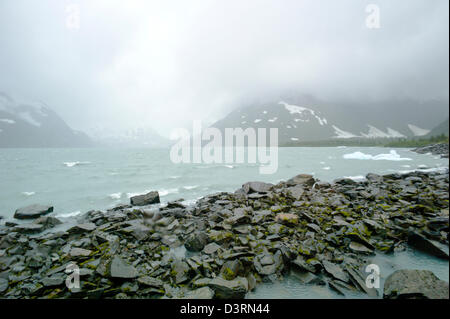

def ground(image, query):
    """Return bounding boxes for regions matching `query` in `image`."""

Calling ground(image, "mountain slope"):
[210,97,449,145]
[0,92,93,147]
[426,118,449,137]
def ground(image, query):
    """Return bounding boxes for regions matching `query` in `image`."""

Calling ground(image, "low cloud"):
[0,0,448,136]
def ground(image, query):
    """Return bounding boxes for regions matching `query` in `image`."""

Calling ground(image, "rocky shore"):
[0,169,449,299]
[413,143,449,158]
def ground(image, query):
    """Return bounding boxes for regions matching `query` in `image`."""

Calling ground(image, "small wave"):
[183,185,198,190]
[127,190,150,199]
[322,167,331,170]
[343,150,412,161]
[399,167,448,175]
[56,211,81,218]
[22,191,35,196]
[344,175,365,181]
[181,199,199,206]
[417,167,448,173]
[170,175,181,179]
[223,165,235,169]
[109,193,122,200]
[160,188,179,197]
[127,188,179,198]
[63,161,90,168]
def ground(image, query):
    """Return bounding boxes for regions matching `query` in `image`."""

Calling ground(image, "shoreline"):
[0,168,449,299]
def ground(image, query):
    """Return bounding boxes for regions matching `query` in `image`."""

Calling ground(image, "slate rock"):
[14,205,53,220]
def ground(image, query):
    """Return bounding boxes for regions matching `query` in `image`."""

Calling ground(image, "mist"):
[0,0,448,137]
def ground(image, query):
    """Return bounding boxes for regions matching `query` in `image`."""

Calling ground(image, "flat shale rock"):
[384,270,449,299]
[130,191,160,206]
[14,204,53,220]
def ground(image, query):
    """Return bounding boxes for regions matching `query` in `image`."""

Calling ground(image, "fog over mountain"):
[0,0,448,139]
[0,92,93,147]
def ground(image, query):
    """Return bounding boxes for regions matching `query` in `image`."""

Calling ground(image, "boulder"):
[185,231,209,252]
[208,276,248,299]
[14,204,53,220]
[0,278,8,293]
[220,260,243,280]
[288,186,304,200]
[291,256,317,273]
[137,276,164,288]
[275,213,299,225]
[349,241,374,255]
[34,216,62,229]
[287,174,315,187]
[166,200,186,209]
[68,222,97,234]
[185,287,215,299]
[41,275,65,287]
[242,182,273,194]
[110,256,138,279]
[253,251,284,276]
[171,259,191,284]
[226,208,252,225]
[203,242,221,255]
[407,232,449,260]
[69,248,93,258]
[345,265,378,297]
[384,269,449,299]
[14,223,46,234]
[130,191,160,206]
[333,178,358,185]
[322,260,350,283]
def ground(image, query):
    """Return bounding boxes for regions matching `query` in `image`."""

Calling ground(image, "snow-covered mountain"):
[0,92,92,147]
[211,97,449,145]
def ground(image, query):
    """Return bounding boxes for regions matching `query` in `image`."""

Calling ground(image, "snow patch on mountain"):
[361,125,391,138]
[332,125,358,139]
[408,124,431,136]
[17,112,42,127]
[386,128,406,138]
[279,101,328,126]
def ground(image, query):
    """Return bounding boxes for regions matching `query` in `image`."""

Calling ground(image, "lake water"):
[0,146,448,298]
[0,147,448,221]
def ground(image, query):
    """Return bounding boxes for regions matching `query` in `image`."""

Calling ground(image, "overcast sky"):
[0,0,448,137]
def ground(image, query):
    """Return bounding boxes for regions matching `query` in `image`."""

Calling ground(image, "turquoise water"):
[0,147,447,220]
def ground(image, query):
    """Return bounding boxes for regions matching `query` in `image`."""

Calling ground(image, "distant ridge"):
[0,92,93,148]
[426,118,449,138]
[210,97,449,145]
